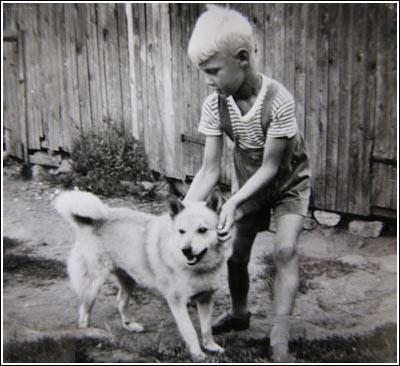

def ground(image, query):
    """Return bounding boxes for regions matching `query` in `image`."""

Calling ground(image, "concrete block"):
[29,151,62,167]
[349,220,384,238]
[313,210,341,227]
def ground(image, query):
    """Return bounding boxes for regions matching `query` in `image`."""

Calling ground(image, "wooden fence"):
[3,3,132,156]
[2,3,397,218]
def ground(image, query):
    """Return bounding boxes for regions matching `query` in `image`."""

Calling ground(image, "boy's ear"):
[206,188,225,214]
[168,195,185,218]
[235,48,250,68]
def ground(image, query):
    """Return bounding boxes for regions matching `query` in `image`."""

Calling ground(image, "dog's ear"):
[206,188,225,214]
[167,194,185,218]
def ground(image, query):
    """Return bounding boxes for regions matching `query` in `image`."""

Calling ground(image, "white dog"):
[54,189,231,361]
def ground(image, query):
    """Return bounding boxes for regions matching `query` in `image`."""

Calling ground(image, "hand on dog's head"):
[168,188,225,218]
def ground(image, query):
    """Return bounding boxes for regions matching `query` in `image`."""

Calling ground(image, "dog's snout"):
[182,246,193,257]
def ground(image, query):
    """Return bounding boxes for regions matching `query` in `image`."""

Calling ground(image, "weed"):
[49,125,153,197]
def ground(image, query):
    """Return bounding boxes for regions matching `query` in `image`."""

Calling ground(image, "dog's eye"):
[179,229,186,234]
[198,227,208,234]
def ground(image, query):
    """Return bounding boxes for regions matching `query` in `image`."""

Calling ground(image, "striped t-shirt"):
[198,74,297,149]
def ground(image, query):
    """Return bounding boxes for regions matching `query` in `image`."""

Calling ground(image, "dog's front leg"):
[196,292,224,355]
[166,294,206,362]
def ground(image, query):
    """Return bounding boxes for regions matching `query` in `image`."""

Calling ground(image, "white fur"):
[54,190,109,226]
[54,190,230,361]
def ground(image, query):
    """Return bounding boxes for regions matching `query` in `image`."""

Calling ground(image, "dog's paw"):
[191,350,207,362]
[203,341,224,354]
[123,320,144,333]
[271,343,292,363]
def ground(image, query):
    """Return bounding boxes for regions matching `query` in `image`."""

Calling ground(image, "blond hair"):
[188,5,255,66]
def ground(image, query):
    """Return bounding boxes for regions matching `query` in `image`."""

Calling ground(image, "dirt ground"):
[2,161,398,363]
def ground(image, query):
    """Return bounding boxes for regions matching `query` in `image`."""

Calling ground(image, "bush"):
[54,126,153,197]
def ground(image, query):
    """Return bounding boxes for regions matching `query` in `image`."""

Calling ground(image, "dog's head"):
[167,189,230,269]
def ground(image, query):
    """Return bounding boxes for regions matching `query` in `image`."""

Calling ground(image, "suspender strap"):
[218,96,235,141]
[218,81,280,142]
[260,82,279,136]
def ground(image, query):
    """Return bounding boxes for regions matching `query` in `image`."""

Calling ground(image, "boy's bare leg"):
[229,232,256,317]
[271,213,304,362]
[212,230,255,333]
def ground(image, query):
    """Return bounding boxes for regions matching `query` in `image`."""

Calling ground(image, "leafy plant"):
[53,125,153,197]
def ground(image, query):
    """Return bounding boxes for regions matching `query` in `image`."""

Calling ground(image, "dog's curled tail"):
[54,190,109,227]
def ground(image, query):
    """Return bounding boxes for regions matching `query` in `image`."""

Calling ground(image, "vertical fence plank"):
[263,4,275,77]
[160,3,178,177]
[3,41,23,158]
[64,4,81,139]
[347,4,367,215]
[86,4,102,130]
[314,4,329,209]
[129,3,144,142]
[386,7,397,162]
[33,5,44,149]
[250,3,265,72]
[170,4,185,179]
[75,4,92,134]
[137,4,148,149]
[325,4,340,211]
[17,26,28,159]
[372,4,397,212]
[41,4,51,149]
[182,4,194,178]
[96,4,110,125]
[373,4,397,161]
[21,5,41,150]
[294,4,307,134]
[335,4,353,213]
[105,4,123,126]
[189,5,204,177]
[304,4,319,207]
[284,3,295,94]
[125,4,137,138]
[50,4,63,150]
[117,4,132,134]
[145,4,164,172]
[273,4,285,83]
[53,4,69,149]
[360,5,378,213]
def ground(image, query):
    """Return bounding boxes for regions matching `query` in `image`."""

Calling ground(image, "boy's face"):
[199,51,246,98]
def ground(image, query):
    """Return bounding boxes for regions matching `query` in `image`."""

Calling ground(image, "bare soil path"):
[2,162,397,363]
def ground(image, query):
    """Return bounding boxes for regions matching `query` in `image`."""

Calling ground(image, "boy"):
[184,5,311,363]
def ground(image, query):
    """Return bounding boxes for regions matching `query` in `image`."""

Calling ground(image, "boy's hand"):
[217,199,237,241]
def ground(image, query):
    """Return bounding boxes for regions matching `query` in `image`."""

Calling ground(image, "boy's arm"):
[184,135,223,202]
[218,136,287,234]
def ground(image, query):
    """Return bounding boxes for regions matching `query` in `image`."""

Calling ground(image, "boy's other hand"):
[217,199,237,241]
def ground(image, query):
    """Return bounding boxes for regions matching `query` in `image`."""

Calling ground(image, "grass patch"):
[291,323,397,363]
[3,237,24,252]
[3,253,67,283]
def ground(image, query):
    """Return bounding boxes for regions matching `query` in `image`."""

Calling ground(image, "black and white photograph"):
[2,2,398,363]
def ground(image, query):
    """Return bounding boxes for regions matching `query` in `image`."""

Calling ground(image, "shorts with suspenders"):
[218,81,311,234]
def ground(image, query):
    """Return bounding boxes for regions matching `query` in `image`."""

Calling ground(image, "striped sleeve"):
[267,86,297,138]
[198,93,223,136]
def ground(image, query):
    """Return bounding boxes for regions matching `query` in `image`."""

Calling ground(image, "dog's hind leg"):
[113,268,144,333]
[68,251,107,328]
